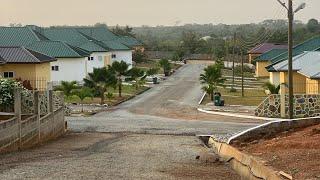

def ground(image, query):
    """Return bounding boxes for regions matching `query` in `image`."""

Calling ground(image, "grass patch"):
[222,69,254,78]
[65,85,148,105]
[202,88,267,106]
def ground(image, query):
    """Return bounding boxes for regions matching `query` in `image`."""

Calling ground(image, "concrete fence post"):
[14,88,22,149]
[48,90,54,135]
[280,83,286,118]
[34,91,41,142]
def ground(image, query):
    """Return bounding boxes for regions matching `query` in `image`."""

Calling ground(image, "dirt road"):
[0,64,262,179]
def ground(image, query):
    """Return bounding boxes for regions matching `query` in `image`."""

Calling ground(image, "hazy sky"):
[0,0,318,27]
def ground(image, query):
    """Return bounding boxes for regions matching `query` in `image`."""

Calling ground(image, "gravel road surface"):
[0,64,263,179]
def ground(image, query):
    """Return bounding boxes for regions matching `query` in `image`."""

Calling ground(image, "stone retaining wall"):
[255,94,320,118]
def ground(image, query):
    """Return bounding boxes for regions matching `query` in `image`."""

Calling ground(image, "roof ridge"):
[20,46,41,63]
[26,26,41,41]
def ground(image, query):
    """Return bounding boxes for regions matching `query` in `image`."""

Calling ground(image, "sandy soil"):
[0,132,240,180]
[237,124,320,180]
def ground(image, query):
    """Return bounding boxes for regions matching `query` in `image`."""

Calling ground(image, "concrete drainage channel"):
[198,135,288,180]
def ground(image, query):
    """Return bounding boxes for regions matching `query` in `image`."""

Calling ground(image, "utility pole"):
[287,0,294,119]
[277,0,305,119]
[241,50,244,97]
[232,32,236,91]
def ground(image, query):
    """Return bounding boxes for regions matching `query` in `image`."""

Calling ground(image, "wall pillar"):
[14,88,22,149]
[280,83,287,118]
[34,91,41,142]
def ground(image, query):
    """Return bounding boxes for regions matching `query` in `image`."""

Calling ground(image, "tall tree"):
[307,19,319,33]
[109,61,129,97]
[200,64,225,101]
[83,68,117,105]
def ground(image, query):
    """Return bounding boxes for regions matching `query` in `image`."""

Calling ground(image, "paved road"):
[68,64,261,138]
[0,64,263,179]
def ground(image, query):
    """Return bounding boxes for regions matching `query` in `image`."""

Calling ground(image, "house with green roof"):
[27,41,90,83]
[0,26,93,84]
[41,27,133,70]
[266,36,320,85]
[74,27,135,68]
[0,46,56,90]
[254,48,287,77]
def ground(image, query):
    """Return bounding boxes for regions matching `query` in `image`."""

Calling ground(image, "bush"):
[0,79,27,107]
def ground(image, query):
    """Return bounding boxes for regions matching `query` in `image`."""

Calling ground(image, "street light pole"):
[277,0,305,119]
[288,0,294,119]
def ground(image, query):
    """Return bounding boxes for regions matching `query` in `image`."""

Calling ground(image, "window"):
[51,66,59,71]
[90,57,94,61]
[3,72,14,78]
[111,54,116,59]
[88,57,91,61]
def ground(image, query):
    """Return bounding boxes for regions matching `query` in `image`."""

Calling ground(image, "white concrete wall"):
[270,72,280,85]
[111,50,133,69]
[50,57,87,84]
[87,52,111,73]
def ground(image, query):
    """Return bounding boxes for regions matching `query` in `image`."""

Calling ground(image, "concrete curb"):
[207,137,286,180]
[197,108,278,121]
[198,92,207,105]
[228,116,320,144]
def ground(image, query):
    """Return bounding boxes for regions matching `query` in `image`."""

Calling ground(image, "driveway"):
[0,64,263,179]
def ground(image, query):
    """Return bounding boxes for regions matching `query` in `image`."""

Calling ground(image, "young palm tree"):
[73,87,93,112]
[200,64,225,101]
[59,81,78,97]
[159,59,172,76]
[127,67,146,90]
[263,82,281,94]
[109,61,129,97]
[83,67,117,105]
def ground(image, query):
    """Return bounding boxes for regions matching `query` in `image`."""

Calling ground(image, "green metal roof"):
[271,36,320,63]
[117,36,143,47]
[79,31,129,51]
[267,36,320,71]
[0,27,40,46]
[42,28,108,52]
[255,49,287,62]
[102,40,130,51]
[76,27,119,41]
[27,41,89,58]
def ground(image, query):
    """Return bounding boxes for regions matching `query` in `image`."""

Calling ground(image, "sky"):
[0,0,318,27]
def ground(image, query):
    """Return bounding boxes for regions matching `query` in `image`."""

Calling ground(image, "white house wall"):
[50,57,87,84]
[87,52,111,73]
[111,50,133,69]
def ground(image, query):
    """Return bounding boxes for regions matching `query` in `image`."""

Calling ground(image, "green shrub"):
[0,79,27,107]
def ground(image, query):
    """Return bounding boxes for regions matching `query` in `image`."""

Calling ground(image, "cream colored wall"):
[280,72,306,94]
[306,78,320,94]
[0,63,51,90]
[255,61,270,77]
[270,72,280,85]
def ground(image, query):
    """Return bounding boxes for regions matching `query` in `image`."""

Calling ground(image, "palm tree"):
[58,81,78,97]
[73,87,93,112]
[83,67,117,105]
[109,61,129,97]
[127,67,146,90]
[200,64,225,101]
[159,59,172,76]
[263,82,280,94]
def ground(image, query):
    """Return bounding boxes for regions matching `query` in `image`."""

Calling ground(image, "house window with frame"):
[51,66,59,71]
[111,54,116,59]
[3,71,14,78]
[91,57,94,61]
